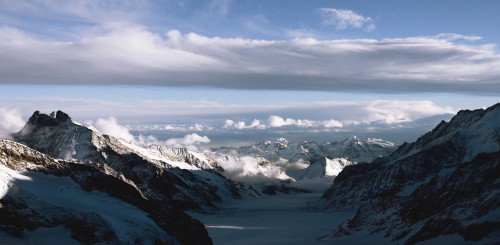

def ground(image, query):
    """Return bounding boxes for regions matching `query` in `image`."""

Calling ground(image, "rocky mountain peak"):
[11,110,242,215]
[20,110,73,134]
[49,110,71,121]
[275,138,288,149]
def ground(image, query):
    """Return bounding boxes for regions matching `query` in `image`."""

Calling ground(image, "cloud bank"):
[135,133,211,150]
[92,116,211,149]
[164,133,211,148]
[0,26,499,94]
[94,117,135,142]
[224,115,342,130]
[3,98,455,131]
[0,107,26,139]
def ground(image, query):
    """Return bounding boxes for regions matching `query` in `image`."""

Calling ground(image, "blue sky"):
[0,0,499,145]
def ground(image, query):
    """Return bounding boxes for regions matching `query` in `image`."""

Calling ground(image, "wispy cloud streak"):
[318,8,375,31]
[0,25,498,94]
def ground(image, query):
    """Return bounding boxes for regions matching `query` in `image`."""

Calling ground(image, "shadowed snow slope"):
[190,193,357,245]
[321,103,500,244]
[0,139,213,244]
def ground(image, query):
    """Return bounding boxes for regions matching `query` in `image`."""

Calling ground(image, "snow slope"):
[0,165,175,244]
[190,193,360,245]
[0,138,212,245]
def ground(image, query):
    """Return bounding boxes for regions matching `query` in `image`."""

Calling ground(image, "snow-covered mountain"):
[211,136,396,188]
[214,136,396,165]
[0,139,211,244]
[0,110,402,243]
[321,103,500,244]
[13,111,241,212]
[291,157,355,180]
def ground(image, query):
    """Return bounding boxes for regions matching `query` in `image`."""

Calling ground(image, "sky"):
[0,0,499,146]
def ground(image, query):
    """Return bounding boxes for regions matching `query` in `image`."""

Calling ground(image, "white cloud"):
[94,117,135,142]
[2,96,458,130]
[224,115,343,130]
[0,26,498,94]
[323,119,343,128]
[133,123,214,132]
[267,115,295,127]
[164,133,211,148]
[318,8,375,31]
[91,117,211,148]
[266,116,343,128]
[188,124,214,131]
[164,125,186,131]
[0,107,26,139]
[363,100,455,124]
[134,133,211,149]
[434,33,482,41]
[219,100,454,131]
[223,119,266,130]
[136,134,162,146]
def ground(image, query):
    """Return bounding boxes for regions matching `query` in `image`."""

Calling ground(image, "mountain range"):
[0,110,397,244]
[1,103,498,244]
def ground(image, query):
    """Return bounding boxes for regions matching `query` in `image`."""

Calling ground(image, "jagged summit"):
[50,110,70,120]
[20,110,73,132]
[14,110,92,160]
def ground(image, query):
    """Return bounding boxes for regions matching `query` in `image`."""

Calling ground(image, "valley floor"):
[190,193,358,245]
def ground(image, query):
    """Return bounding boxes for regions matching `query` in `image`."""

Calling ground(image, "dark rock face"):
[14,110,98,160]
[0,139,213,244]
[322,103,500,244]
[400,151,500,244]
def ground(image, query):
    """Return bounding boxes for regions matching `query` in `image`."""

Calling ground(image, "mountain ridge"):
[13,110,242,212]
[0,138,211,244]
[320,103,500,244]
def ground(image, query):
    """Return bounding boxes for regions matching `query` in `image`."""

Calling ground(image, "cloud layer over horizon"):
[2,98,456,126]
[0,25,499,94]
